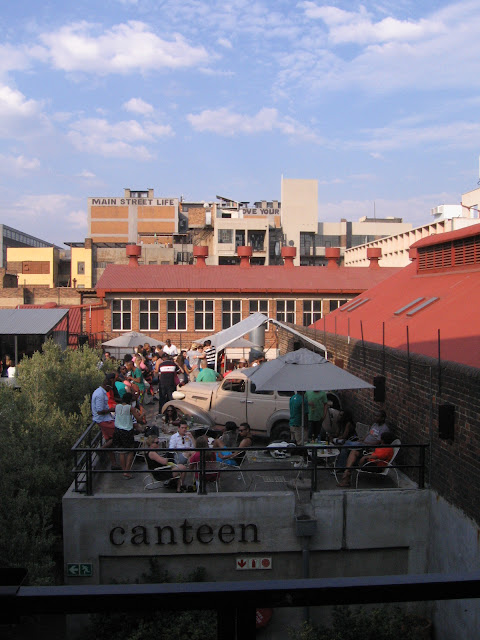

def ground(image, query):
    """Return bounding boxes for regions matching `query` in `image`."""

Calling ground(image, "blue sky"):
[1,0,479,247]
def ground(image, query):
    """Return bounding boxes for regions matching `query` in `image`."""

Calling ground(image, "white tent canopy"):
[202,312,267,352]
[202,313,327,360]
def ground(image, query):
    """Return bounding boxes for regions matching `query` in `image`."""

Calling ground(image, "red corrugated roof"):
[312,239,480,368]
[95,263,400,295]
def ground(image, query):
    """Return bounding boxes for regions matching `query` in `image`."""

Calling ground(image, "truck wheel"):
[270,421,291,442]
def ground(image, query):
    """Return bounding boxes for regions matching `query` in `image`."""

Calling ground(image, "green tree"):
[0,340,106,584]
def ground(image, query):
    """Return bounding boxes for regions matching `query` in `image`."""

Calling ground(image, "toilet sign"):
[236,557,272,570]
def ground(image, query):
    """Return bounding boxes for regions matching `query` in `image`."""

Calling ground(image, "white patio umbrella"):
[243,348,373,392]
[243,348,373,444]
[102,331,165,359]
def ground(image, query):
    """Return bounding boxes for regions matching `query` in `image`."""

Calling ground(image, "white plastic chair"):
[355,439,401,488]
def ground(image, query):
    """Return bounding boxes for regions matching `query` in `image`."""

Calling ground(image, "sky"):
[1,0,480,248]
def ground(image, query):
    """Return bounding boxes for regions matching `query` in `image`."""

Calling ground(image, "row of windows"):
[111,298,348,331]
[3,227,51,247]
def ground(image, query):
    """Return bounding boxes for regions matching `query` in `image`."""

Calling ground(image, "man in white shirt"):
[169,422,196,464]
[163,339,178,357]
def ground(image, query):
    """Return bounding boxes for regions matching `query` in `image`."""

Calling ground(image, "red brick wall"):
[277,324,480,526]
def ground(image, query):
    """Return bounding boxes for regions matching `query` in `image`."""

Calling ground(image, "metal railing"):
[2,571,480,639]
[72,423,429,496]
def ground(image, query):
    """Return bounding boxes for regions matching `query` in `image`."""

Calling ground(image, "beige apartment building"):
[344,187,480,267]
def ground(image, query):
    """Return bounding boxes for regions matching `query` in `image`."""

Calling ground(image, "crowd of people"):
[93,342,396,490]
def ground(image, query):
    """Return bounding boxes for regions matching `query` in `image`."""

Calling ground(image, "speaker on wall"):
[438,403,455,440]
[373,375,386,402]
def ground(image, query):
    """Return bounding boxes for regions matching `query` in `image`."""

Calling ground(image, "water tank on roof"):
[249,324,265,349]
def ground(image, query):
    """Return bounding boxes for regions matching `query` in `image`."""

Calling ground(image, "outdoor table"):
[308,443,340,468]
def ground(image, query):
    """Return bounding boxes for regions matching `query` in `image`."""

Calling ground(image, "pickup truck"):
[162,370,340,441]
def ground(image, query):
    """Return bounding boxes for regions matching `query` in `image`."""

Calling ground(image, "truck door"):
[247,382,275,436]
[214,377,248,425]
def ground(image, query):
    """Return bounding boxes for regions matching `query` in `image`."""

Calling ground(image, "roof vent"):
[325,247,340,269]
[237,245,252,268]
[367,247,382,269]
[281,246,296,268]
[193,245,208,268]
[126,244,141,267]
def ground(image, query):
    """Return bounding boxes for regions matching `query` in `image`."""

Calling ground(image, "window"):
[77,262,85,275]
[222,300,241,329]
[167,299,187,331]
[329,299,348,312]
[140,299,159,331]
[276,300,295,323]
[195,300,214,331]
[250,382,273,395]
[303,300,322,326]
[221,378,245,393]
[249,299,268,315]
[112,299,131,331]
[218,229,233,244]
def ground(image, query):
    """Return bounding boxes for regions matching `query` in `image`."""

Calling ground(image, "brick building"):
[81,244,399,348]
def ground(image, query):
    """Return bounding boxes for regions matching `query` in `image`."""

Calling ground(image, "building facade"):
[81,245,399,346]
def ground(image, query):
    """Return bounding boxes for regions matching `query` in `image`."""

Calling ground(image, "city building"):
[79,244,399,346]
[295,222,480,638]
[0,224,56,269]
[344,187,480,267]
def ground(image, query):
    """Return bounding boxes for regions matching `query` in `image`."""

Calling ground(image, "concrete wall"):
[63,488,430,586]
[427,491,480,640]
[281,179,318,266]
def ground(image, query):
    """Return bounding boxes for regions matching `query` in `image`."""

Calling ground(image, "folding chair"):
[355,439,401,488]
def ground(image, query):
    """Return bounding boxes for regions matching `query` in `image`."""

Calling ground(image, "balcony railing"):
[72,422,428,496]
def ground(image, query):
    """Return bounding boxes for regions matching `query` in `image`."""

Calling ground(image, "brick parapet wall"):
[277,323,480,526]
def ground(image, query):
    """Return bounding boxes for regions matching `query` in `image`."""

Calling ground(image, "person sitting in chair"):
[145,435,186,492]
[357,431,396,472]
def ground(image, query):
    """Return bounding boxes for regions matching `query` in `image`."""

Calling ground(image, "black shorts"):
[112,428,135,449]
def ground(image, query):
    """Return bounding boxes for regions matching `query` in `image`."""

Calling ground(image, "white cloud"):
[217,37,232,49]
[355,120,480,153]
[14,194,79,216]
[280,1,480,93]
[123,98,154,115]
[67,116,173,159]
[66,209,88,229]
[0,83,49,138]
[38,20,210,74]
[300,3,445,44]
[187,106,322,142]
[0,153,40,174]
[77,169,96,178]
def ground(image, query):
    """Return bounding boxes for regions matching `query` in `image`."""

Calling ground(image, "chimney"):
[237,245,252,268]
[325,247,340,269]
[281,246,296,268]
[126,244,141,267]
[367,247,382,269]
[193,245,208,267]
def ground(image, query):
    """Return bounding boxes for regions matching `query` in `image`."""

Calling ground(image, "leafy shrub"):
[83,560,216,640]
[0,340,106,584]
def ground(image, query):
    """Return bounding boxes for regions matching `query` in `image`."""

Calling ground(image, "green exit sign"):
[67,563,93,577]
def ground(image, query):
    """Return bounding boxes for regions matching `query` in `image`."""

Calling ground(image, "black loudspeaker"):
[78,335,89,347]
[439,403,455,440]
[373,375,386,402]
